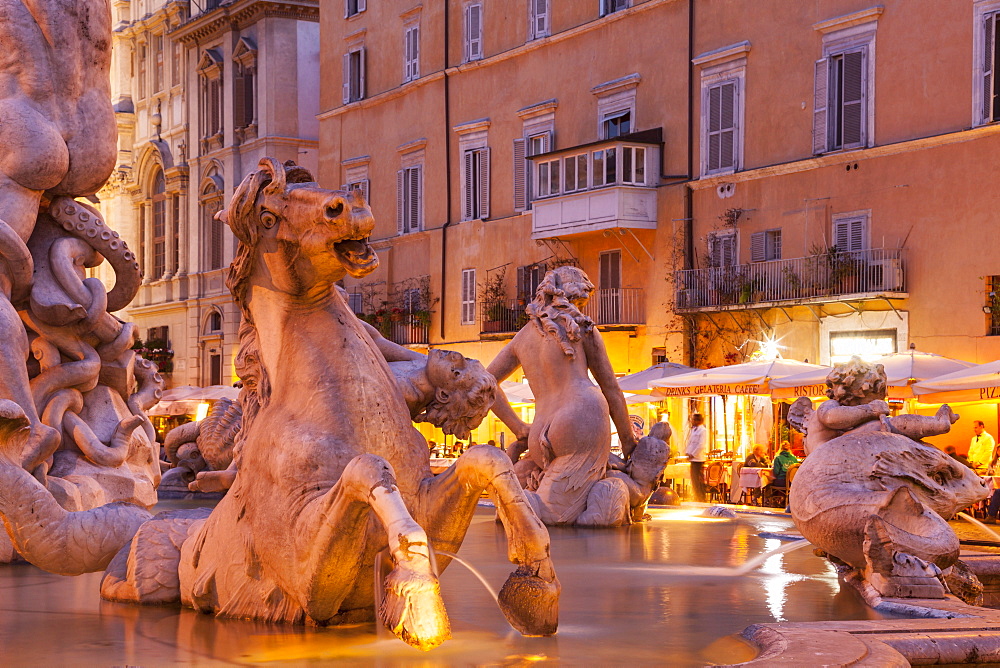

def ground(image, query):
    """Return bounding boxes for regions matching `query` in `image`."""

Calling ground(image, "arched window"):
[202,308,224,386]
[200,168,225,270]
[151,169,167,278]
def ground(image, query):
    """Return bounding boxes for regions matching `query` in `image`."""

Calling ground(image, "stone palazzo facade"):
[96,0,320,387]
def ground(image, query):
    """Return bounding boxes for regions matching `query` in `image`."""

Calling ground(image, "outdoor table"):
[735,467,773,505]
[430,457,457,475]
[661,462,692,499]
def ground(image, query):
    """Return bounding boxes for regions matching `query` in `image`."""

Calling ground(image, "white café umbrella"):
[617,362,698,393]
[913,359,1000,404]
[770,348,975,399]
[649,358,825,397]
[499,380,535,404]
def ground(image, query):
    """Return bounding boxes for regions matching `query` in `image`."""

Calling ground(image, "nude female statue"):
[488,266,638,525]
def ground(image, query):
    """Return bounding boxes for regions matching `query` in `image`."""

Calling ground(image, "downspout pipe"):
[439,2,453,341]
[684,0,696,367]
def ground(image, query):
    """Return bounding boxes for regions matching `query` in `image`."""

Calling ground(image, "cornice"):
[693,41,752,67]
[813,6,883,34]
[517,99,558,120]
[171,0,318,43]
[689,123,1000,191]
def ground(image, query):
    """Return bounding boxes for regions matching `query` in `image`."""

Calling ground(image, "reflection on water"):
[0,504,891,666]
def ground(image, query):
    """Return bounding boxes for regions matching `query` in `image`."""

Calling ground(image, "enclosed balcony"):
[529,132,660,240]
[674,248,907,312]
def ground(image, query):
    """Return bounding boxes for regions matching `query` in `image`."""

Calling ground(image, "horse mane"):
[225,159,313,431]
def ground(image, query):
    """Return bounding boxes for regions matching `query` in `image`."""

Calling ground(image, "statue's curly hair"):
[416,358,497,440]
[524,266,595,358]
[825,356,887,403]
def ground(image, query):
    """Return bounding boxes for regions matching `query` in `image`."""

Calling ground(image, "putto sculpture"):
[490,266,669,526]
[0,159,561,651]
[788,357,989,602]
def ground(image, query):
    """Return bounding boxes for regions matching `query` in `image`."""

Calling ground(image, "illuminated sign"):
[829,328,897,364]
[656,383,766,396]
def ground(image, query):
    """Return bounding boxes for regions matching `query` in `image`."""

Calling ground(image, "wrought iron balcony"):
[674,248,906,312]
[479,299,525,335]
[582,288,646,325]
[386,314,429,345]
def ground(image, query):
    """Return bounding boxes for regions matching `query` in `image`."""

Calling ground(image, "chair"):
[704,461,727,504]
[763,463,800,509]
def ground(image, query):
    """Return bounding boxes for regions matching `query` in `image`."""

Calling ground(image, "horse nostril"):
[326,202,344,219]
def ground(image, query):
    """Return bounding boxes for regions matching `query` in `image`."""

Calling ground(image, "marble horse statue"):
[0,159,560,651]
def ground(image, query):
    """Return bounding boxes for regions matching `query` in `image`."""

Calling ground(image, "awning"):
[770,349,976,399]
[913,359,1000,404]
[648,358,825,397]
[147,385,240,417]
[617,362,699,393]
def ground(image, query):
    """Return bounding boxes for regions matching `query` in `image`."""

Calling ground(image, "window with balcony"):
[708,231,737,268]
[533,142,650,199]
[345,0,366,18]
[517,263,547,301]
[464,3,483,62]
[403,25,420,82]
[832,214,868,252]
[813,12,877,154]
[750,229,781,262]
[343,45,366,104]
[529,0,549,40]
[461,268,476,325]
[200,168,225,271]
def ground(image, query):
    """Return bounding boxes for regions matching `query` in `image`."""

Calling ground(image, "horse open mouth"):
[332,239,379,277]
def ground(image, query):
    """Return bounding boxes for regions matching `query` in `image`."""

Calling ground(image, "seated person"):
[945,445,973,468]
[770,442,800,487]
[744,444,770,468]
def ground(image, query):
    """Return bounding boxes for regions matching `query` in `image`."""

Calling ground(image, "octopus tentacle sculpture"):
[0,159,560,651]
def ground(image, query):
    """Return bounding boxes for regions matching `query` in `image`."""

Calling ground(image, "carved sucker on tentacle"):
[46,197,142,312]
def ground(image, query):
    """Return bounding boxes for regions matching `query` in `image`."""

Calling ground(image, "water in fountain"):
[0,501,896,666]
[958,511,1000,542]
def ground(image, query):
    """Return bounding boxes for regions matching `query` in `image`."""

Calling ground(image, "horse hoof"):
[379,564,451,651]
[498,565,560,636]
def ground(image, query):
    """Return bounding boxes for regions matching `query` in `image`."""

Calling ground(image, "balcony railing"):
[480,299,525,335]
[675,248,907,311]
[582,288,645,325]
[386,314,429,345]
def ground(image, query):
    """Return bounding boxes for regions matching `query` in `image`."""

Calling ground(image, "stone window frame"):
[592,73,640,140]
[695,42,750,177]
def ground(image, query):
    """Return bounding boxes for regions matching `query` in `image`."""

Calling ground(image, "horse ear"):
[258,157,287,196]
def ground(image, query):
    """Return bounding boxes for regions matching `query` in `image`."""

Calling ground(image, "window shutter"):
[813,58,829,154]
[359,47,366,100]
[479,147,490,219]
[469,4,482,60]
[462,150,474,220]
[536,0,548,36]
[233,73,246,128]
[849,218,865,251]
[396,169,405,234]
[343,0,348,18]
[720,82,736,170]
[513,138,527,211]
[709,235,722,267]
[463,5,470,62]
[359,178,370,203]
[412,26,420,79]
[516,265,528,300]
[985,14,996,123]
[357,0,365,11]
[244,69,255,125]
[722,235,736,267]
[707,85,721,171]
[527,0,535,40]
[833,220,849,251]
[842,49,865,148]
[408,167,421,231]
[404,29,411,81]
[750,231,765,263]
[342,52,350,104]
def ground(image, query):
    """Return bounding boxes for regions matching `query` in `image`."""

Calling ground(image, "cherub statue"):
[592,421,672,524]
[788,356,988,605]
[788,356,958,455]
